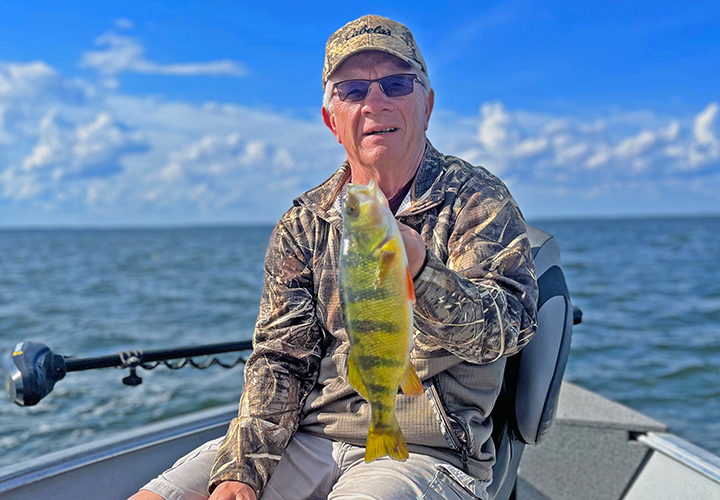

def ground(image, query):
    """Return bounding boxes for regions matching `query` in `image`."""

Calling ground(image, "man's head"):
[322,16,434,179]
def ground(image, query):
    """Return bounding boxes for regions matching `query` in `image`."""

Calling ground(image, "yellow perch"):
[339,179,423,463]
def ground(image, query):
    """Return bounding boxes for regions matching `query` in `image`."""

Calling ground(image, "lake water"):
[0,218,718,470]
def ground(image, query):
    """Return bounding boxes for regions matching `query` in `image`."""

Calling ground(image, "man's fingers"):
[208,481,257,500]
[395,220,427,279]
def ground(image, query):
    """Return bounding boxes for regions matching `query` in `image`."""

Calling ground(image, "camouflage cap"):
[322,15,427,88]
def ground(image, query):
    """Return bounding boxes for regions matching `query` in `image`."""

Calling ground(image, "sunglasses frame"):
[333,73,425,102]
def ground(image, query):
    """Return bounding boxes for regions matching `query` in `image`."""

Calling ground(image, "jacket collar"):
[294,140,447,229]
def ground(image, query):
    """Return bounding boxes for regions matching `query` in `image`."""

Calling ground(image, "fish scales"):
[339,180,423,463]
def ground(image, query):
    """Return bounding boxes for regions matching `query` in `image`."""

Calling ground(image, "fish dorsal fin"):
[368,178,377,194]
[368,179,388,207]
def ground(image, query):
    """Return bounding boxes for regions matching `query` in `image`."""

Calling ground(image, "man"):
[131,14,537,500]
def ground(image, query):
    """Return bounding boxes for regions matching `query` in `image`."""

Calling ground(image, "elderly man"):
[131,14,537,500]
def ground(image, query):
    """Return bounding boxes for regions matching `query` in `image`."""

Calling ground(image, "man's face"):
[322,52,434,171]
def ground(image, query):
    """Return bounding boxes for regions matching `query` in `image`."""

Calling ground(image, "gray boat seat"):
[487,225,575,500]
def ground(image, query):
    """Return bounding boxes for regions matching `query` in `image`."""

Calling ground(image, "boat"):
[1,381,719,500]
[2,226,719,499]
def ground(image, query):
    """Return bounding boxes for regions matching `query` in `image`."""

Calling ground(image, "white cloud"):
[113,18,134,30]
[615,130,656,159]
[693,103,718,146]
[2,108,148,205]
[147,133,301,209]
[478,102,510,151]
[0,61,90,103]
[683,103,720,169]
[443,101,720,187]
[80,33,247,77]
[0,61,94,146]
[1,38,719,224]
[21,110,146,178]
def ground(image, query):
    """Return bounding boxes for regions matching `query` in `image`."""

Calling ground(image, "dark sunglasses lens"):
[336,81,370,102]
[380,75,415,97]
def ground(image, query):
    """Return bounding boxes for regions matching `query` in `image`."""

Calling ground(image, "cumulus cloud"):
[22,110,147,178]
[0,61,94,146]
[113,18,134,30]
[0,61,90,103]
[1,109,148,205]
[0,85,337,220]
[80,33,247,77]
[147,133,299,209]
[687,102,720,167]
[453,101,720,186]
[2,31,720,223]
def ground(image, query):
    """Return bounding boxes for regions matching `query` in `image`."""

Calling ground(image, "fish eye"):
[346,204,357,216]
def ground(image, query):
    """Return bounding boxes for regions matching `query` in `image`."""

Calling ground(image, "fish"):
[339,179,423,463]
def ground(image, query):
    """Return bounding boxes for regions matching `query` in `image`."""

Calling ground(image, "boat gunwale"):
[638,432,720,486]
[0,404,237,493]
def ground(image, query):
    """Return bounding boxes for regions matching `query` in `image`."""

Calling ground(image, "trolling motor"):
[2,340,253,407]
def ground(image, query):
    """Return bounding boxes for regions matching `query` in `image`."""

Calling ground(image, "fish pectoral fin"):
[348,355,370,401]
[406,266,415,304]
[373,245,396,289]
[399,362,423,397]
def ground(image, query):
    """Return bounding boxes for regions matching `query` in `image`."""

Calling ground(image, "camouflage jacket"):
[209,142,538,497]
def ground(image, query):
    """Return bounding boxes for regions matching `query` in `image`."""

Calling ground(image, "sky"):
[0,0,718,227]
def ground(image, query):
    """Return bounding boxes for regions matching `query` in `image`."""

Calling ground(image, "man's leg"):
[129,431,340,500]
[258,431,339,500]
[128,491,164,500]
[131,437,225,500]
[328,446,490,500]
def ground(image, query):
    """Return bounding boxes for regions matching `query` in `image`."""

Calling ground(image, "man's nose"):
[362,82,393,114]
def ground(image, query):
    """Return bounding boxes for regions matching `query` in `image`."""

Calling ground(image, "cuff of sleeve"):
[208,474,261,499]
[413,248,441,285]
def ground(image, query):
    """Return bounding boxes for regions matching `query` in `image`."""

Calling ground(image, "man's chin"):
[357,147,401,168]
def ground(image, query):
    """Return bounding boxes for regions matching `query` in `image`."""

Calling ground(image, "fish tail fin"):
[365,420,408,463]
[399,362,423,397]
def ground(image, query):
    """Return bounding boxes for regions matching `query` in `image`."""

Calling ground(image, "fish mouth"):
[364,127,398,136]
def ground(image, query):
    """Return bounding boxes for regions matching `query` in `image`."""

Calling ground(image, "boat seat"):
[487,225,575,500]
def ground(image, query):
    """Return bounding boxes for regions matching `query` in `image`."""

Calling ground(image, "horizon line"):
[2,211,720,231]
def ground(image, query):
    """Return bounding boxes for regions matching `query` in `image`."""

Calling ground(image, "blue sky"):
[0,0,718,226]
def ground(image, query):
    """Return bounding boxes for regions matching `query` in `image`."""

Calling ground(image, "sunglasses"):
[333,73,424,102]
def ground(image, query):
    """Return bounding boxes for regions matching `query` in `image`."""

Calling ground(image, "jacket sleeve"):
[412,188,538,364]
[208,219,323,497]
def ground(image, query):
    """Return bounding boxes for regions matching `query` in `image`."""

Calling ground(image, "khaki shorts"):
[142,430,490,500]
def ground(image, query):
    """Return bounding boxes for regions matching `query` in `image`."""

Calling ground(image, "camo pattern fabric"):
[322,15,427,88]
[209,142,538,497]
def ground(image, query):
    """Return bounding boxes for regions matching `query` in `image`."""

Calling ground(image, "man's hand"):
[397,220,427,279]
[208,481,257,500]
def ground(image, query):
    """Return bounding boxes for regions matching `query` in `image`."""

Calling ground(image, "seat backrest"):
[515,225,574,444]
[488,225,574,499]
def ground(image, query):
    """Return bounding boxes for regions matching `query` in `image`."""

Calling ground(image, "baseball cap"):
[322,15,427,88]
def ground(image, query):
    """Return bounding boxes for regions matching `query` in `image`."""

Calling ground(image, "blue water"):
[0,219,718,469]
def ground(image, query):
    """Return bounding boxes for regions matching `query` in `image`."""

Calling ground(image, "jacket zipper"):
[430,378,470,469]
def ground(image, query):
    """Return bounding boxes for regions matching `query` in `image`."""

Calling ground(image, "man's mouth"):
[365,127,397,136]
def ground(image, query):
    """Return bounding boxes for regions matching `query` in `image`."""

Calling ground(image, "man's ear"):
[322,106,341,144]
[424,88,435,131]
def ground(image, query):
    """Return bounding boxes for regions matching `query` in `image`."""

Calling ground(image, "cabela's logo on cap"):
[345,24,392,41]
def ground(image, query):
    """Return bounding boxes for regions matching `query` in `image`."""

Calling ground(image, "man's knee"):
[127,489,167,500]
